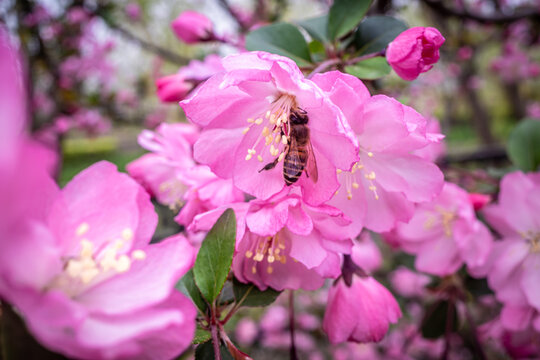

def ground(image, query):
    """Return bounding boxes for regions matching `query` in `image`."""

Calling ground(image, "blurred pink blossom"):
[476,171,540,332]
[385,182,493,277]
[350,232,382,273]
[527,102,540,119]
[125,3,142,21]
[156,54,224,103]
[386,27,445,81]
[0,161,196,359]
[171,11,214,44]
[389,266,431,298]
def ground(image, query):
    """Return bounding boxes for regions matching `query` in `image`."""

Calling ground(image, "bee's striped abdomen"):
[283,148,308,185]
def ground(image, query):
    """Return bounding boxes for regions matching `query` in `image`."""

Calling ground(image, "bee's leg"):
[259,157,279,172]
[259,145,288,173]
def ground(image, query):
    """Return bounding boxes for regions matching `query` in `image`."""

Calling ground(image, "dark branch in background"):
[107,23,188,65]
[439,145,507,166]
[420,0,540,24]
[217,0,249,32]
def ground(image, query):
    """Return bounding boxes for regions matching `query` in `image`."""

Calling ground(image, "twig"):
[420,0,540,24]
[109,24,188,65]
[307,51,385,78]
[217,0,249,32]
[463,304,487,360]
[211,312,223,360]
[289,290,298,360]
[441,297,455,360]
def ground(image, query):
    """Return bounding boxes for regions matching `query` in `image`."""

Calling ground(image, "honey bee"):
[259,109,318,185]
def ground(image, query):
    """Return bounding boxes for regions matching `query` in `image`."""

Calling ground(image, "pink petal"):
[77,235,194,314]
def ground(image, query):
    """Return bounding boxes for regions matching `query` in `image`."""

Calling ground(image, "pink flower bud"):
[386,27,445,81]
[171,11,213,44]
[155,74,192,102]
[468,192,491,211]
[323,276,401,344]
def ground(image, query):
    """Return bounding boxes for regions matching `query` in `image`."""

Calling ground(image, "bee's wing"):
[306,139,318,183]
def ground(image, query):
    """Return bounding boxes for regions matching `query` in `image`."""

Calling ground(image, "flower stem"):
[211,308,222,360]
[289,290,298,360]
[306,50,386,78]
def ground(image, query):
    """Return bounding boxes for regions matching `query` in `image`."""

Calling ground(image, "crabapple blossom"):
[477,171,540,332]
[181,52,359,206]
[312,71,444,234]
[171,11,214,44]
[350,232,382,273]
[386,27,445,81]
[384,182,493,277]
[190,190,352,291]
[156,54,224,103]
[0,161,197,359]
[323,276,402,343]
[389,266,431,298]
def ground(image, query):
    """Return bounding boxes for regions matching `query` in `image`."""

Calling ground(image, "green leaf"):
[297,15,329,43]
[507,118,540,172]
[193,209,237,304]
[232,277,282,307]
[354,16,408,55]
[345,57,390,80]
[176,269,208,313]
[193,328,212,345]
[195,340,233,360]
[245,23,312,66]
[421,301,458,339]
[328,0,373,40]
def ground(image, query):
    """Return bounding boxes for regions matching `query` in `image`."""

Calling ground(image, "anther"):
[245,250,253,258]
[242,127,250,135]
[247,118,254,123]
[122,228,134,241]
[76,223,90,237]
[352,182,359,189]
[267,266,273,274]
[278,153,286,162]
[132,250,146,260]
[367,152,374,157]
[336,169,342,174]
[257,155,263,162]
[255,118,263,125]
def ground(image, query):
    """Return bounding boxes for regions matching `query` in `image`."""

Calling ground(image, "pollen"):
[242,127,250,134]
[115,255,131,273]
[76,223,90,237]
[267,266,274,274]
[255,118,263,125]
[367,151,374,157]
[257,155,263,162]
[132,249,146,260]
[247,118,255,123]
[122,228,134,241]
[245,250,253,258]
[281,136,288,145]
[365,172,376,180]
[347,190,353,200]
[336,169,342,174]
[266,110,271,118]
[352,182,359,189]
[278,153,286,162]
[262,126,270,136]
[252,266,257,274]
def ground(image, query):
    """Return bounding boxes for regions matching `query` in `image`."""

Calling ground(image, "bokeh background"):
[1,0,539,358]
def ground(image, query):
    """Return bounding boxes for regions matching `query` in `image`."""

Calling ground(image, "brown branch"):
[421,0,540,24]
[108,24,189,65]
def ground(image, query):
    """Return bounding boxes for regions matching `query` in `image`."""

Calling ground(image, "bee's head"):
[290,109,308,125]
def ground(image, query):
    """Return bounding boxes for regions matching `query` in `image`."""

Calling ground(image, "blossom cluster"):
[3,5,540,359]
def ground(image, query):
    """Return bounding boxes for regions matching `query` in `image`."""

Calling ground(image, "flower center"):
[243,94,296,164]
[336,150,379,200]
[48,222,146,297]
[521,230,540,253]
[423,206,456,237]
[158,178,187,210]
[244,233,287,275]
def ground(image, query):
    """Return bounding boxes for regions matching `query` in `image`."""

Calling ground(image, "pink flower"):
[0,161,197,359]
[0,27,26,166]
[127,123,197,208]
[386,27,445,81]
[156,74,192,103]
[125,3,141,21]
[174,165,244,227]
[323,276,402,344]
[156,54,224,103]
[350,232,382,273]
[171,11,214,44]
[181,52,359,206]
[384,182,493,277]
[476,171,540,332]
[389,266,431,298]
[190,191,352,291]
[312,71,444,234]
[468,192,491,211]
[235,318,258,346]
[413,117,446,162]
